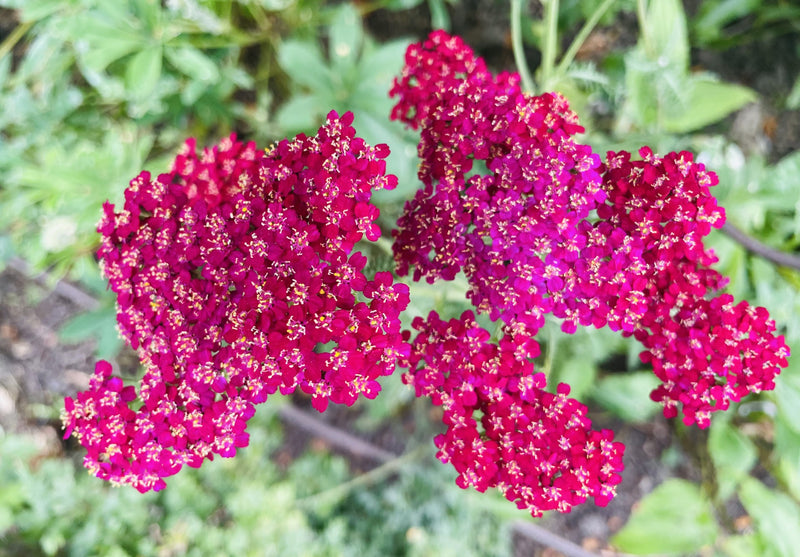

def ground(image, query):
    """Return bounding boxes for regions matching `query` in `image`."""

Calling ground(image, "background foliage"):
[0,0,799,555]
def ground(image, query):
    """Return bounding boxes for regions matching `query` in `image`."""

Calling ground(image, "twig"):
[512,521,604,557]
[6,257,100,310]
[721,223,800,271]
[294,445,427,509]
[278,403,397,463]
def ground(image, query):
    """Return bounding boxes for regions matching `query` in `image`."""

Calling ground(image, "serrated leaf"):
[164,46,219,83]
[612,479,718,555]
[739,478,800,557]
[277,40,332,92]
[328,3,362,68]
[664,77,756,133]
[125,45,163,100]
[590,372,661,422]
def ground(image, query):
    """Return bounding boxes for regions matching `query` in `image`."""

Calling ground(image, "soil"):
[2,1,799,556]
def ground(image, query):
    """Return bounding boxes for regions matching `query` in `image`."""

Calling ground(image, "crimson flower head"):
[63,111,410,492]
[402,311,624,517]
[390,30,789,514]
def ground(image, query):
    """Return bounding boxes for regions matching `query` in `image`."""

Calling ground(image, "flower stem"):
[539,0,560,92]
[555,0,616,77]
[0,20,33,64]
[510,0,536,94]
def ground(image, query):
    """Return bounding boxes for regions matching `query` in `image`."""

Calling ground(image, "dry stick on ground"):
[721,223,800,271]
[513,522,607,557]
[6,257,99,310]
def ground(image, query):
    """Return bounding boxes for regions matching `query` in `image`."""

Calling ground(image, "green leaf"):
[328,3,363,68]
[164,46,220,83]
[552,357,597,402]
[70,14,146,72]
[428,0,451,31]
[590,372,661,422]
[739,477,800,557]
[693,0,760,45]
[352,112,420,202]
[612,479,718,555]
[277,40,333,92]
[641,0,689,71]
[59,306,123,360]
[708,420,757,500]
[774,359,800,434]
[775,419,800,501]
[722,534,762,557]
[2,0,65,21]
[275,93,325,135]
[664,77,756,133]
[125,45,163,100]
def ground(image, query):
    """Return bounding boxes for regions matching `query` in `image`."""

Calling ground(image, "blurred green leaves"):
[276,3,420,201]
[612,479,718,555]
[618,0,756,137]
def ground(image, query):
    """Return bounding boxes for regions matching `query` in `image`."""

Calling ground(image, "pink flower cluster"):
[597,149,789,426]
[391,30,789,509]
[402,311,624,516]
[391,30,605,336]
[62,111,410,492]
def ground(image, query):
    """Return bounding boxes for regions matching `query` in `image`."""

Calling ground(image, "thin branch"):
[6,257,100,310]
[721,223,800,271]
[512,521,603,557]
[278,403,397,463]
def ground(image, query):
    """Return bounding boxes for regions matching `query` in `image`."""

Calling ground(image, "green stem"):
[539,0,560,92]
[0,20,34,63]
[636,0,652,56]
[555,0,615,76]
[510,0,536,93]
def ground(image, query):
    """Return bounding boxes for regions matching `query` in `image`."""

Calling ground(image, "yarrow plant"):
[63,111,409,492]
[63,31,789,518]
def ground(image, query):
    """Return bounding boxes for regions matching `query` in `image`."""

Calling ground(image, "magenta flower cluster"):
[403,311,623,516]
[62,29,789,519]
[390,30,788,512]
[63,111,409,492]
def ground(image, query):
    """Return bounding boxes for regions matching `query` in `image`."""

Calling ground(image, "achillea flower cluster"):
[391,30,606,336]
[593,149,789,426]
[391,30,788,509]
[63,111,410,492]
[402,311,624,517]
